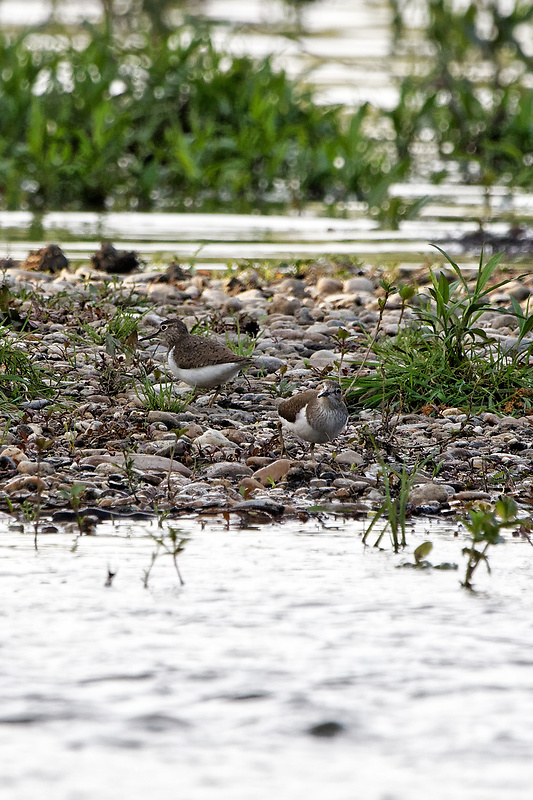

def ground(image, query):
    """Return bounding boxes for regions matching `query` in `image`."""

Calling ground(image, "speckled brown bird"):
[142,319,252,403]
[278,381,348,456]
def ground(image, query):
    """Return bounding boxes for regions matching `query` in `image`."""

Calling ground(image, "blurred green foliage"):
[0,22,389,213]
[390,0,533,188]
[0,0,531,216]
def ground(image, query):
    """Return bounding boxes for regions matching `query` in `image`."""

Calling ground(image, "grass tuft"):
[345,248,533,414]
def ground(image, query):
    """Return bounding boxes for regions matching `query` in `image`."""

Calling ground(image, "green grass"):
[345,248,533,414]
[0,24,388,215]
[0,326,52,405]
[137,373,195,413]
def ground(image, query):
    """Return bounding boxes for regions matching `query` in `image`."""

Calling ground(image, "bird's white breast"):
[168,352,244,389]
[282,407,324,443]
[282,404,347,444]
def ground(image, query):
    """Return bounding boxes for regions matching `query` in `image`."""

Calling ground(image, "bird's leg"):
[278,421,286,456]
[208,387,221,408]
[309,442,316,460]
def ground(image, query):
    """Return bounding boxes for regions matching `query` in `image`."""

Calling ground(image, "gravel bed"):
[2,252,533,530]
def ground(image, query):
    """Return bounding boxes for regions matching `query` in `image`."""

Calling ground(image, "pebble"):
[0,446,27,465]
[316,277,343,295]
[0,256,532,525]
[408,483,451,506]
[17,461,55,476]
[204,462,253,479]
[335,450,364,467]
[252,459,293,486]
[193,429,239,450]
[80,453,192,476]
[4,475,47,494]
[308,350,339,367]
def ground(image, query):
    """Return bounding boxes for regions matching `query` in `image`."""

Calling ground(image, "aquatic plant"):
[390,0,533,191]
[143,527,188,588]
[362,438,428,552]
[59,482,88,536]
[0,23,387,215]
[461,496,522,589]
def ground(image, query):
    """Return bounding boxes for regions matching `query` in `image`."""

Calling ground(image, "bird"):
[277,380,349,457]
[141,318,252,404]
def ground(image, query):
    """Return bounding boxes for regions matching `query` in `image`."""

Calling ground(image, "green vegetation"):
[143,527,188,588]
[137,373,195,413]
[362,451,416,552]
[461,496,524,589]
[0,24,386,214]
[390,0,533,190]
[345,248,533,413]
[0,1,530,218]
[0,325,51,405]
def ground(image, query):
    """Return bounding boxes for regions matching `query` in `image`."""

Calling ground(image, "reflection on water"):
[1,517,533,799]
[1,197,532,267]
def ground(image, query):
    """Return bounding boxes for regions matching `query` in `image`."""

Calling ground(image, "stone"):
[308,349,338,367]
[316,277,343,295]
[335,450,364,467]
[408,483,451,505]
[268,295,301,316]
[453,490,491,501]
[201,287,233,309]
[276,278,310,298]
[17,461,55,476]
[80,453,192,476]
[231,499,285,516]
[252,459,293,485]
[251,355,286,374]
[193,429,238,450]
[204,462,253,479]
[147,411,187,428]
[0,446,27,465]
[238,477,265,493]
[4,475,47,494]
[343,277,375,293]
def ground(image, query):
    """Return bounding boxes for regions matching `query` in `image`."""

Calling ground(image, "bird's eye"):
[160,324,168,331]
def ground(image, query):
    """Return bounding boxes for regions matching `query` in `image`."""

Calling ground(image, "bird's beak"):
[139,331,157,341]
[317,386,329,398]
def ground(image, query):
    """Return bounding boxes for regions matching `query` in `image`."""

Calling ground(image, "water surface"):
[2,517,532,799]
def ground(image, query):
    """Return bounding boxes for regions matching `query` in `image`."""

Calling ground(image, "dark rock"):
[231,499,285,516]
[308,721,345,738]
[91,242,139,274]
[24,244,68,273]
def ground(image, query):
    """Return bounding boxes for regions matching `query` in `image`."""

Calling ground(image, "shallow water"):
[1,200,532,269]
[2,516,533,799]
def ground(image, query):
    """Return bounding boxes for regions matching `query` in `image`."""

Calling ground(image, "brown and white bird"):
[141,319,252,403]
[277,381,348,456]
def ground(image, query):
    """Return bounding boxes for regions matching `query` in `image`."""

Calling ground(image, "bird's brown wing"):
[174,335,251,369]
[278,390,318,423]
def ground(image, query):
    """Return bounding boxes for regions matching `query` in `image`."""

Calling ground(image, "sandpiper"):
[142,319,252,403]
[278,381,348,457]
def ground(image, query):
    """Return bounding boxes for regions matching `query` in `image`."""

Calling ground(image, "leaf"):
[414,541,433,564]
[105,333,117,357]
